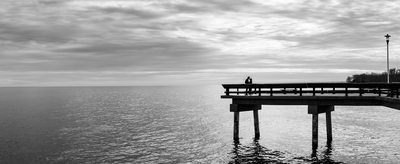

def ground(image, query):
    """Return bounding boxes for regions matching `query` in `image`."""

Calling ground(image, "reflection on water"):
[229,139,286,163]
[317,141,333,163]
[314,141,345,164]
[230,139,346,164]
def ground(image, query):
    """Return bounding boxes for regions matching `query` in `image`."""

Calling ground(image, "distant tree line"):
[346,68,400,83]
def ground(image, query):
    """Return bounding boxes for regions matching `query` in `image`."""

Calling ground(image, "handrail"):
[223,82,400,88]
[222,82,400,98]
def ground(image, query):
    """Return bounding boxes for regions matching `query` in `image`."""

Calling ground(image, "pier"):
[221,82,400,156]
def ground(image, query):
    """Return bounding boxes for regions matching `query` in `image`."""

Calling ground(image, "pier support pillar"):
[312,114,318,151]
[326,111,332,143]
[230,104,261,141]
[233,111,239,141]
[308,105,334,157]
[253,110,260,139]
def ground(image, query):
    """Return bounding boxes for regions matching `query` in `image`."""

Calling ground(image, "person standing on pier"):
[245,76,253,95]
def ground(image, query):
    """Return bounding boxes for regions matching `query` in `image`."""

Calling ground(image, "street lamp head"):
[385,34,391,42]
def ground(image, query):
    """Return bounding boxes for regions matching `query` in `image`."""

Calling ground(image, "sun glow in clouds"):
[166,13,330,55]
[67,0,186,12]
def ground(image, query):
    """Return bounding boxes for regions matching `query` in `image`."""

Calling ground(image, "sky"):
[1,0,400,86]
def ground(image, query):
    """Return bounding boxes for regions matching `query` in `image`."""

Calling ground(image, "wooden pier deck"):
[221,82,400,156]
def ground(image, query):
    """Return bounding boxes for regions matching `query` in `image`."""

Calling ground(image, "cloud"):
[0,22,81,43]
[1,0,400,86]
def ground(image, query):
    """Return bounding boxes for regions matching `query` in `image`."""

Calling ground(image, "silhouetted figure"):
[245,76,253,95]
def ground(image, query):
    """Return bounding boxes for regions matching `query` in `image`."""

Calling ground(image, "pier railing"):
[223,83,400,98]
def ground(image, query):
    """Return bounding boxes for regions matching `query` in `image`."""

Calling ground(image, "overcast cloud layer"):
[1,0,400,86]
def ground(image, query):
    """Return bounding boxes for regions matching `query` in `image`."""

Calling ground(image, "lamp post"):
[385,34,391,83]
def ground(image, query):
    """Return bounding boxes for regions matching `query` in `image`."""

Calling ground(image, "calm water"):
[0,86,400,163]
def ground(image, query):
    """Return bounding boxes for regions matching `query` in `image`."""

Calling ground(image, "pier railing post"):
[313,87,315,96]
[300,88,303,96]
[379,87,381,96]
[234,111,239,141]
[253,109,260,139]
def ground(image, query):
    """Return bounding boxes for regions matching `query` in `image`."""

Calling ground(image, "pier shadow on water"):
[229,139,345,164]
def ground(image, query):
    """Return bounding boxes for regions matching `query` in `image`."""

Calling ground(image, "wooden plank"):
[226,96,400,111]
[228,89,382,95]
[230,96,381,106]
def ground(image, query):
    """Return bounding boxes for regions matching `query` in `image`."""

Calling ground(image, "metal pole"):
[385,34,391,83]
[387,39,390,83]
